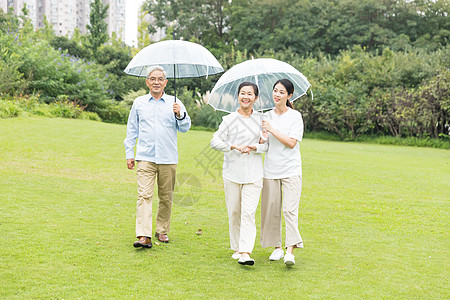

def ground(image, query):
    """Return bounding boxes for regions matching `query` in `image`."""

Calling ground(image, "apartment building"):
[104,0,125,40]
[1,0,125,40]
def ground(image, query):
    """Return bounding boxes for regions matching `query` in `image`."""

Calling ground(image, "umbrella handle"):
[173,76,186,120]
[175,111,186,120]
[172,30,186,121]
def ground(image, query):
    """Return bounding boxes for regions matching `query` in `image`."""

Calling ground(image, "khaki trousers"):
[223,178,263,253]
[260,176,304,248]
[135,161,177,238]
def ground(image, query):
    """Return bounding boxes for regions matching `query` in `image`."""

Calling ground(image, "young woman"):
[260,78,304,266]
[210,82,265,266]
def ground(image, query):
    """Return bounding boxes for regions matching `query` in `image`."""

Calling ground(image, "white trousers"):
[223,178,263,253]
[260,175,304,249]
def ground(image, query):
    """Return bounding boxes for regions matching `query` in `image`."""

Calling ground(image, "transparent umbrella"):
[124,40,224,119]
[208,58,311,113]
[124,40,224,78]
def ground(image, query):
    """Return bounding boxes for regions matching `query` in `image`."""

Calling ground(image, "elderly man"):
[124,65,191,248]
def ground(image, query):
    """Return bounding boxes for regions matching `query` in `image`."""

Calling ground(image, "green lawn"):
[0,117,448,299]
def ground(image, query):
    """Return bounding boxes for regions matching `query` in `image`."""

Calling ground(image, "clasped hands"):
[231,144,257,154]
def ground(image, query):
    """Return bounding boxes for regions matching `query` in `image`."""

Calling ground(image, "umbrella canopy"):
[208,58,311,113]
[124,40,224,78]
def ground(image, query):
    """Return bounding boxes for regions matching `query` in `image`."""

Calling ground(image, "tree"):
[50,36,90,59]
[0,6,20,33]
[143,0,230,54]
[136,4,151,54]
[86,0,109,58]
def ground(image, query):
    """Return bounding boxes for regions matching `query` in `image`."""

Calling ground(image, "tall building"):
[0,0,37,26]
[1,0,125,41]
[105,0,125,40]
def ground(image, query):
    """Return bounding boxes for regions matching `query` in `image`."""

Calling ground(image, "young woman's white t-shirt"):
[264,108,303,179]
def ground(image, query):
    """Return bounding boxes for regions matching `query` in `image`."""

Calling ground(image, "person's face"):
[272,83,291,107]
[238,85,257,110]
[146,70,168,95]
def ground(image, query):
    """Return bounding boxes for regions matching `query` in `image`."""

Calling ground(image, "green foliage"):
[86,0,109,57]
[0,26,111,111]
[284,46,450,140]
[136,6,151,53]
[79,111,102,121]
[184,89,225,129]
[0,100,22,118]
[355,135,450,149]
[0,57,26,95]
[0,94,102,121]
[122,89,148,108]
[0,7,20,33]
[144,0,231,55]
[50,36,90,59]
[95,44,145,100]
[96,100,130,124]
[48,96,85,118]
[226,0,449,56]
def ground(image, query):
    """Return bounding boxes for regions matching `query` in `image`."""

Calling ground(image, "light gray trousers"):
[260,176,304,249]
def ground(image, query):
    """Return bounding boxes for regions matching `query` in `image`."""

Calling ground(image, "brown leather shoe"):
[155,232,169,243]
[133,236,152,248]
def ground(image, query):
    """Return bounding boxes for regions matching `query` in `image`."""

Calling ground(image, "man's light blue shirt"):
[124,92,191,164]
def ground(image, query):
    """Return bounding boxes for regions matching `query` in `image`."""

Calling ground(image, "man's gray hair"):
[146,65,167,78]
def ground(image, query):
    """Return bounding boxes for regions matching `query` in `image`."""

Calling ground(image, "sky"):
[124,0,146,47]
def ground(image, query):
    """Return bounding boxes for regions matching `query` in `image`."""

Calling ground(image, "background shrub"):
[0,100,22,118]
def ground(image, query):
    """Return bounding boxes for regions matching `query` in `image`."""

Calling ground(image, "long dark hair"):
[273,79,294,108]
[238,81,259,97]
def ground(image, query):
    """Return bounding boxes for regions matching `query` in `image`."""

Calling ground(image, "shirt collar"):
[149,92,167,102]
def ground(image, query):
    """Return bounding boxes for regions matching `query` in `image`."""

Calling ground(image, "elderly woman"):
[210,81,265,266]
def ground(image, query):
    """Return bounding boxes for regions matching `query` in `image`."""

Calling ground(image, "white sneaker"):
[238,255,255,266]
[269,249,284,261]
[231,252,241,259]
[284,252,295,266]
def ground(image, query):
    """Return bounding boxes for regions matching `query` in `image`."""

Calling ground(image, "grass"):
[0,117,448,299]
[304,131,450,149]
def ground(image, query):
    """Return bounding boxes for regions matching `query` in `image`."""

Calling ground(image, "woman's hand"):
[262,120,273,133]
[259,131,269,144]
[231,144,246,152]
[244,145,257,153]
[231,144,253,154]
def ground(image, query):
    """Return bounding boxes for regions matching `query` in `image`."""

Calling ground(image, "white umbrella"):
[208,58,311,113]
[124,40,224,78]
[124,40,224,119]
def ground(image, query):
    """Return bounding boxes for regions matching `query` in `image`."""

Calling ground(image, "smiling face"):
[146,70,168,97]
[238,85,258,110]
[272,82,292,107]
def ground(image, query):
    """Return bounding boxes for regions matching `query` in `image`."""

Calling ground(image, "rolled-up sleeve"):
[176,100,191,133]
[254,141,268,153]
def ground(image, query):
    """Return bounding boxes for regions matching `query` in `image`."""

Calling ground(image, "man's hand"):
[127,158,135,170]
[173,103,181,117]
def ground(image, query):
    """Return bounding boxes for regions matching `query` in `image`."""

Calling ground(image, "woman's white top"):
[210,111,265,184]
[264,108,304,179]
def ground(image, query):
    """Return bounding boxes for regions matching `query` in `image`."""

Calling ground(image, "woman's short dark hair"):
[238,81,259,97]
[273,79,294,108]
